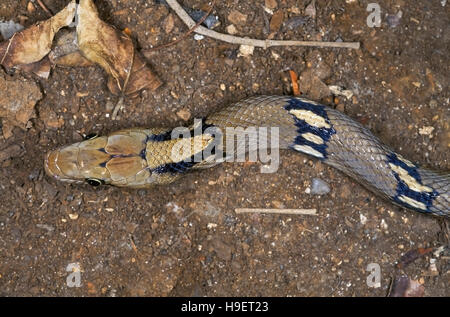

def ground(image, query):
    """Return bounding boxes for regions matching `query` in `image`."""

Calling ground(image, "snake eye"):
[86,178,104,187]
[84,133,98,140]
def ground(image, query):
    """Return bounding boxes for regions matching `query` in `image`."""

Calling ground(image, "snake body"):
[44,96,450,217]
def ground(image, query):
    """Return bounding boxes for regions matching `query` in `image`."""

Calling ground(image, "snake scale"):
[44,96,449,217]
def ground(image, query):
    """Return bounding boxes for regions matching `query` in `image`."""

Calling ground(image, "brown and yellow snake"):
[44,96,449,217]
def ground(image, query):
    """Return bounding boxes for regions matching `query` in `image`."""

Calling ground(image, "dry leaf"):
[0,0,76,68]
[0,0,161,96]
[106,53,160,96]
[299,69,330,100]
[396,247,433,269]
[77,0,161,95]
[48,29,93,67]
[53,50,94,67]
[15,56,52,79]
[0,70,42,138]
[389,275,425,297]
[270,10,284,33]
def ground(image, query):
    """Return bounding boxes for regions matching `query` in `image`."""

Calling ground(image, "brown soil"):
[0,0,448,296]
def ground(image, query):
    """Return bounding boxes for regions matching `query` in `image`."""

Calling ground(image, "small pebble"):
[238,44,254,57]
[360,213,368,225]
[271,51,280,60]
[0,20,24,39]
[310,178,330,195]
[418,126,434,136]
[226,24,237,35]
[386,11,402,28]
[193,34,204,41]
[228,10,247,25]
[69,213,79,220]
[177,108,191,121]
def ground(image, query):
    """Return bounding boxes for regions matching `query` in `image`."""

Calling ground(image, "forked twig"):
[165,0,360,49]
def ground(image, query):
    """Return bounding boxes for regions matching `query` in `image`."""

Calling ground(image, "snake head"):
[44,130,151,187]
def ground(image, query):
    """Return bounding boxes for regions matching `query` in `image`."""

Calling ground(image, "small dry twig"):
[165,0,360,50]
[111,96,125,120]
[235,208,317,215]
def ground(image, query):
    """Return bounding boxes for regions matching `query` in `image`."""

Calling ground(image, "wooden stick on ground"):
[165,0,360,50]
[235,208,317,215]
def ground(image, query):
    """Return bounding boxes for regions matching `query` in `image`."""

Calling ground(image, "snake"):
[44,95,449,217]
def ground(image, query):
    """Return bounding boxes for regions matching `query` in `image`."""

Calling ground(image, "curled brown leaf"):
[48,29,93,67]
[0,70,42,138]
[0,0,161,95]
[77,0,161,95]
[0,0,76,68]
[389,275,424,297]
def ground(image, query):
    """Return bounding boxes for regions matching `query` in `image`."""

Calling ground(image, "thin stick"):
[143,0,216,53]
[165,0,359,49]
[235,208,317,215]
[111,96,124,120]
[36,0,53,16]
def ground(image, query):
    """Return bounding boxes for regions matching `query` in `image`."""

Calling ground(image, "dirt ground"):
[0,0,449,297]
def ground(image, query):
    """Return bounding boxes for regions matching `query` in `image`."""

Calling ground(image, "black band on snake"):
[44,96,450,217]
